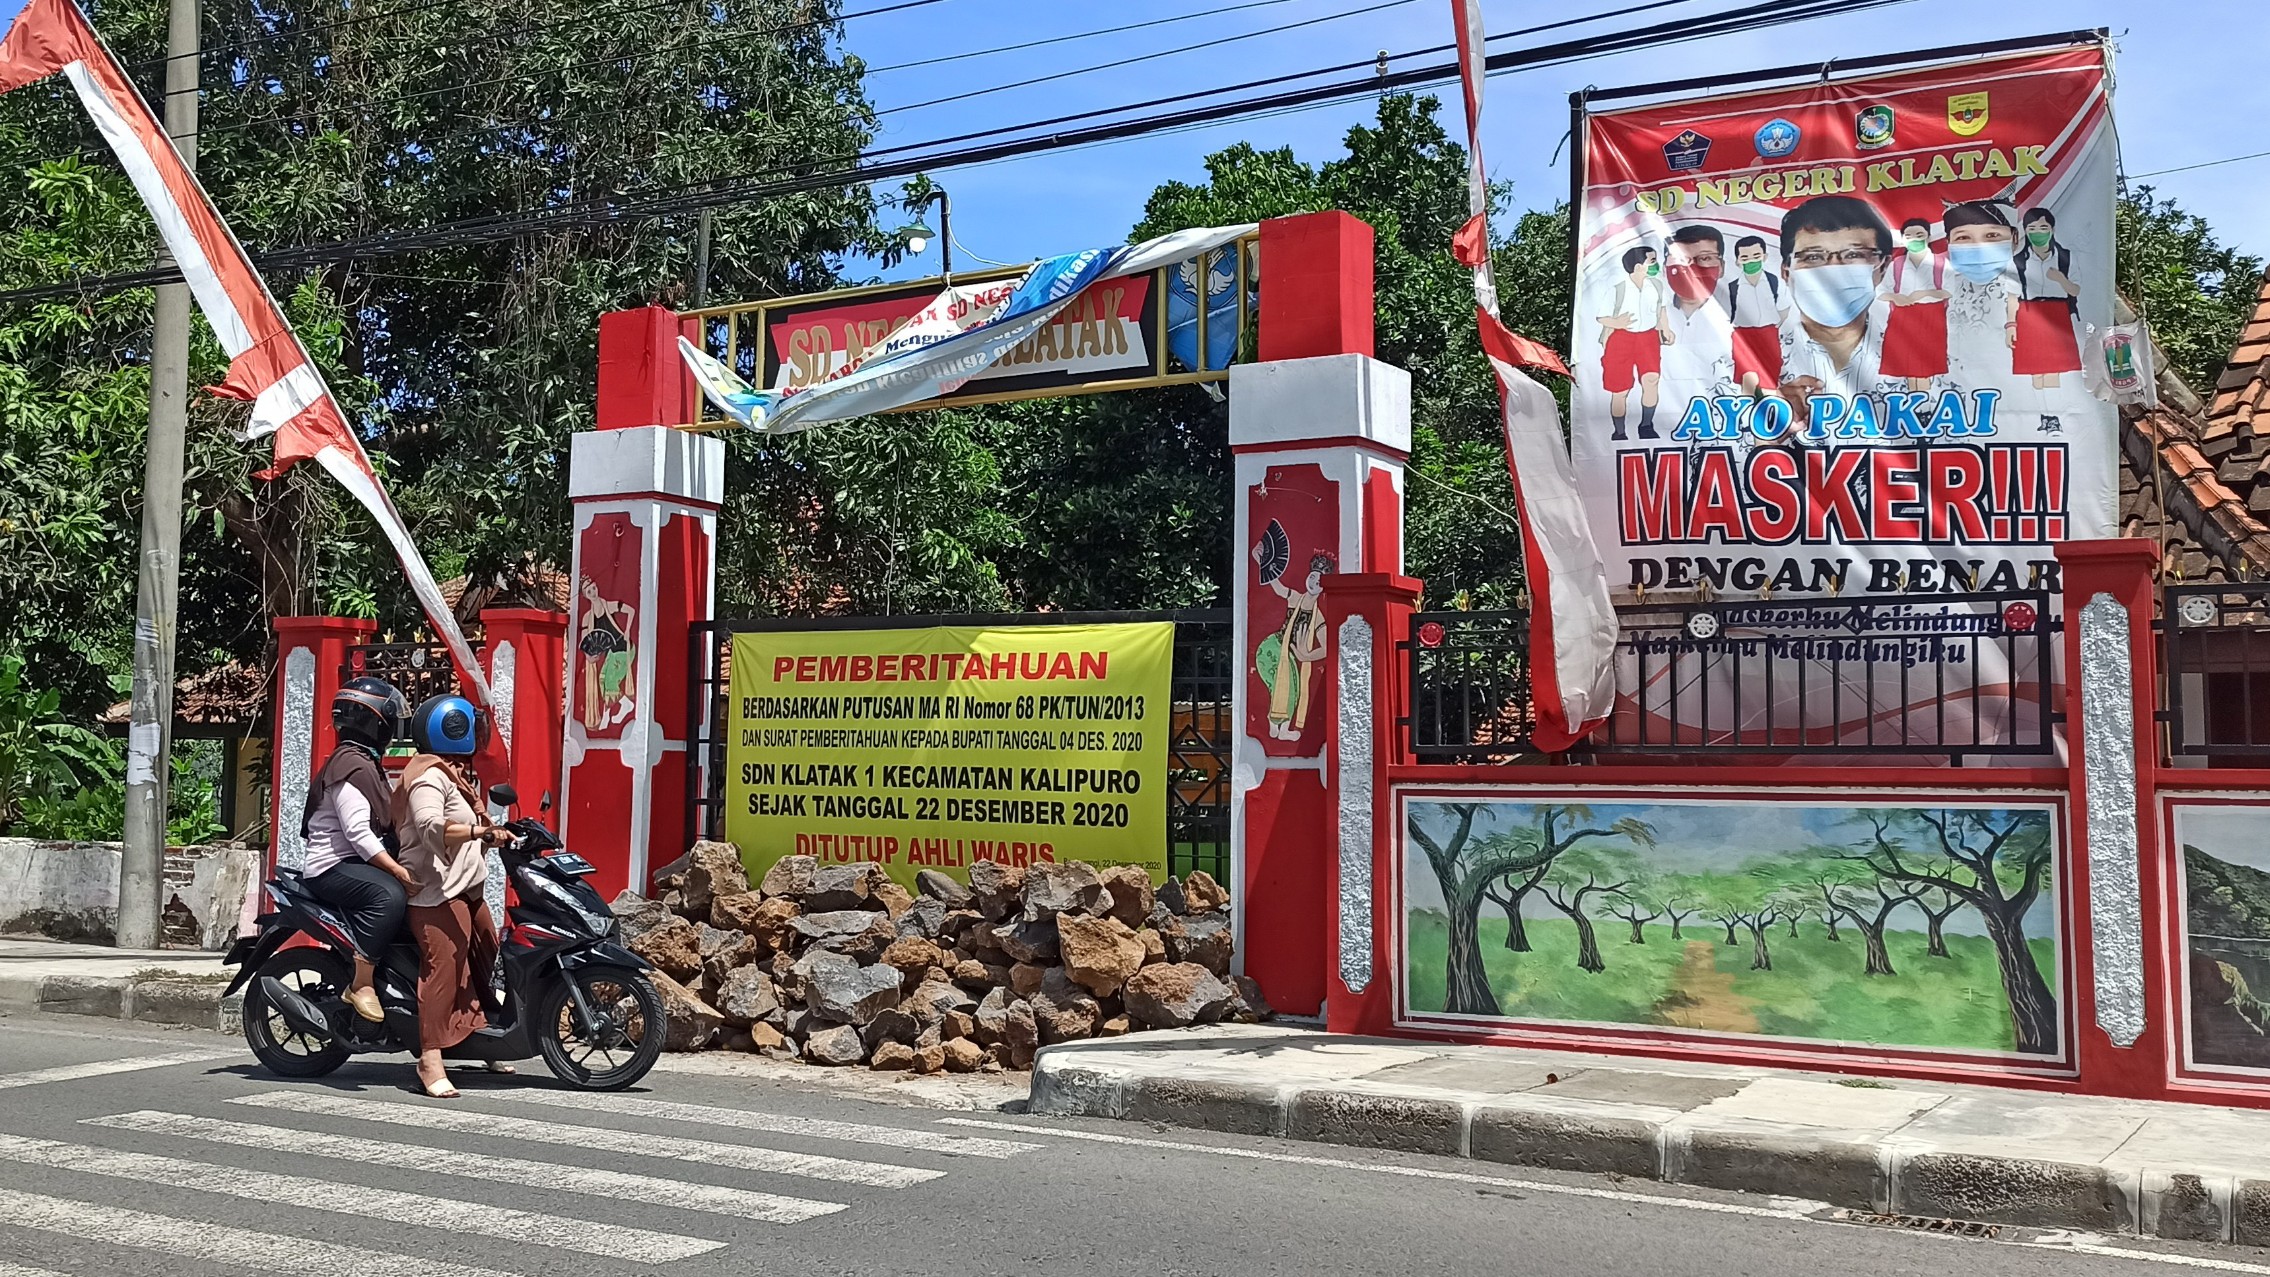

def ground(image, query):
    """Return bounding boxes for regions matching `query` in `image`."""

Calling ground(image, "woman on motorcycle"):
[301,677,417,1023]
[396,694,511,1098]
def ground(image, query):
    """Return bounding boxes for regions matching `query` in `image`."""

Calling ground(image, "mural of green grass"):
[1407,909,2057,1053]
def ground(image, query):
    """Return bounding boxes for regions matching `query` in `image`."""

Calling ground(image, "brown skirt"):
[409,895,497,1053]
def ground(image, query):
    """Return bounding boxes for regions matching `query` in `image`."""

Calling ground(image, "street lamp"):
[894,186,952,280]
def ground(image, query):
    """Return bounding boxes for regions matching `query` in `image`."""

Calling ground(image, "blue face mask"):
[1948,240,2015,284]
[1790,263,1877,328]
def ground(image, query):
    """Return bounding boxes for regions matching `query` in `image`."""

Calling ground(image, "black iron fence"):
[1409,591,2060,761]
[340,639,463,729]
[2165,584,2270,760]
[686,610,1232,881]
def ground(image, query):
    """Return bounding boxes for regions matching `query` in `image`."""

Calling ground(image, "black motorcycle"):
[222,786,664,1091]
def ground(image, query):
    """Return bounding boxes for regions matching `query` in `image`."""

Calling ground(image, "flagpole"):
[119,0,199,950]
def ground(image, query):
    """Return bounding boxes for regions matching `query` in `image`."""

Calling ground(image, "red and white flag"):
[1,0,490,708]
[1449,0,1615,751]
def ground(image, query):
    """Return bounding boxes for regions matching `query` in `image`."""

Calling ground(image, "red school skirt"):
[1879,299,1948,378]
[1731,324,1782,386]
[2013,298,2082,375]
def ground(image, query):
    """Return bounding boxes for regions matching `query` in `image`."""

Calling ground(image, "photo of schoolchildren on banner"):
[1570,43,2117,749]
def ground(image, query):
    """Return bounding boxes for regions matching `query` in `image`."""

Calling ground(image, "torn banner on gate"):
[679,223,1257,433]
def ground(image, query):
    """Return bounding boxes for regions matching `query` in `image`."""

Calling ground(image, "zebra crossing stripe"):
[0,1133,721,1262]
[0,1263,68,1277]
[232,1090,944,1187]
[493,1089,1042,1158]
[0,1049,237,1090]
[87,1109,844,1225]
[0,1185,524,1277]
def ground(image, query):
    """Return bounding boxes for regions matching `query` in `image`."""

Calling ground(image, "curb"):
[0,972,239,1035]
[1029,1055,2251,1243]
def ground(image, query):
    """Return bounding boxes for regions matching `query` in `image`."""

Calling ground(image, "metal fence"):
[2165,584,2270,760]
[1408,591,2060,761]
[685,610,1232,881]
[340,639,463,729]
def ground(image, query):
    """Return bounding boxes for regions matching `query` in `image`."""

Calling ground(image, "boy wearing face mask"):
[1596,244,1673,441]
[1719,235,1789,399]
[1659,224,1735,418]
[1940,200,2024,393]
[1776,196,1900,410]
[1880,217,1951,391]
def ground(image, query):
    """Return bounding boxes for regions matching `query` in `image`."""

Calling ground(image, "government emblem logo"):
[1856,104,1894,150]
[1662,129,1712,172]
[1948,91,1989,137]
[1753,118,1800,159]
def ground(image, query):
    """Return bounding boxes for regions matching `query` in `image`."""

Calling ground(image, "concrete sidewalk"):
[1030,1025,2270,1244]
[0,936,238,1031]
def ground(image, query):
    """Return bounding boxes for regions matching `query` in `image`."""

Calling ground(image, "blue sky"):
[834,0,2268,281]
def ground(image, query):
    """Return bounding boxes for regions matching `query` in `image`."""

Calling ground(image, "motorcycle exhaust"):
[258,976,336,1041]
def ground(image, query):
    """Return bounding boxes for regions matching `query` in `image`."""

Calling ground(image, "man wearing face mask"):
[1658,224,1735,419]
[1776,195,1901,412]
[1596,244,1673,441]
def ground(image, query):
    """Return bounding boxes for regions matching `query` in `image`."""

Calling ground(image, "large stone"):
[911,1043,948,1075]
[760,855,820,899]
[904,979,975,1022]
[941,1037,985,1073]
[1136,928,1167,965]
[1099,865,1156,929]
[628,915,703,983]
[1182,869,1229,913]
[648,852,690,896]
[790,909,879,942]
[1232,975,1275,1022]
[1020,861,1110,921]
[1156,877,1188,916]
[991,918,1061,966]
[1123,962,1233,1029]
[941,1010,977,1040]
[795,950,904,1026]
[803,1023,867,1066]
[938,908,986,942]
[880,936,944,982]
[871,880,916,920]
[680,841,751,917]
[972,988,1012,1045]
[649,971,724,1052]
[1031,968,1101,1044]
[1009,963,1048,998]
[697,924,758,988]
[805,864,872,911]
[862,1007,921,1050]
[915,869,973,906]
[815,912,897,963]
[951,959,999,991]
[708,890,765,934]
[1000,999,1040,1069]
[899,897,949,940]
[1057,912,1145,996]
[1164,912,1233,976]
[746,898,803,954]
[714,968,783,1027]
[609,891,675,944]
[870,1041,916,1070]
[967,860,1025,921]
[747,1021,786,1052]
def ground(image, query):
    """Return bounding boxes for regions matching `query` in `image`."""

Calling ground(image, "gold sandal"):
[346,987,384,1022]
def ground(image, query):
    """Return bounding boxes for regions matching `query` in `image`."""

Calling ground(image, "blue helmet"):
[410,694,484,757]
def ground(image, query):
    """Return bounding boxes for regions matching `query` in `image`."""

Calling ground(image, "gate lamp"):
[892,186,953,279]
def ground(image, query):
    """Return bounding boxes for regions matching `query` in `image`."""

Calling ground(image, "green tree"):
[2118,188,2265,391]
[0,656,119,832]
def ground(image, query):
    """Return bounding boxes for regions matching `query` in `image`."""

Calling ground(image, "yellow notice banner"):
[723,623,1172,887]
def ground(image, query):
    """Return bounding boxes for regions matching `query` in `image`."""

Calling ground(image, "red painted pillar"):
[1230,212,1401,1017]
[2055,538,2168,1099]
[268,615,377,871]
[1320,573,1421,1036]
[563,309,724,901]
[480,608,568,817]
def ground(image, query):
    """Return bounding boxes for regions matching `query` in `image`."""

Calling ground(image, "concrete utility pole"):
[119,0,200,950]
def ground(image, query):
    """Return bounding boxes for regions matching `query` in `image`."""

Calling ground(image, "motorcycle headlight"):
[525,873,613,934]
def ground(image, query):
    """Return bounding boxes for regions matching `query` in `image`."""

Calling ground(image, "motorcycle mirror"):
[488,783,519,808]
[540,791,554,813]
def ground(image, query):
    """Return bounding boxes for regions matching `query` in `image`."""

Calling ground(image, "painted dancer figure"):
[1597,244,1672,440]
[1879,217,1951,391]
[1255,550,1333,741]
[577,576,636,731]
[1719,235,1788,399]
[2014,205,2083,391]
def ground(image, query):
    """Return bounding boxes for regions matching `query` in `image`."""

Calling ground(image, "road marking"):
[494,1089,1042,1159]
[2018,1233,2270,1275]
[234,1090,944,1187]
[936,1118,1816,1220]
[0,1264,67,1277]
[88,1109,844,1225]
[0,1132,720,1261]
[1,1022,200,1045]
[0,1185,523,1277]
[0,1048,237,1090]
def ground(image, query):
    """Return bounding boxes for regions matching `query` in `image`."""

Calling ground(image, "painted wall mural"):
[1244,462,1339,758]
[1402,794,2064,1057]
[573,513,643,740]
[2174,801,2270,1076]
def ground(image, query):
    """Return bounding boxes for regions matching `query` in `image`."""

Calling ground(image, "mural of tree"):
[1482,861,1550,953]
[1608,878,1665,945]
[1539,847,1641,973]
[1659,876,1702,940]
[1916,886,1963,958]
[1833,808,2059,1054]
[1809,855,1924,977]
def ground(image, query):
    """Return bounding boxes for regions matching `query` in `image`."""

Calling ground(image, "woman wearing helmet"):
[395,694,510,1098]
[301,676,418,1022]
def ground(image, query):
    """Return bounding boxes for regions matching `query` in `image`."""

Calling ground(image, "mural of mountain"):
[2185,844,2270,939]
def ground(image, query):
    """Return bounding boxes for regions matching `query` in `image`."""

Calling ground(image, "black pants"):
[305,860,407,963]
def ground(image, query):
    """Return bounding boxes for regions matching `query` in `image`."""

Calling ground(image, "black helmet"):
[333,676,407,751]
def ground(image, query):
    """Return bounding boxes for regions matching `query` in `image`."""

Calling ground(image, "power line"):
[1,0,1906,306]
[861,0,1307,76]
[2128,150,2270,180]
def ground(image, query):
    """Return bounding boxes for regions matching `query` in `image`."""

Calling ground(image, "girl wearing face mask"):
[2013,206,2082,390]
[1940,200,2023,393]
[1879,217,1951,391]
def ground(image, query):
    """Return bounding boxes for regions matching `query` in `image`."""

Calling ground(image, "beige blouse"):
[396,758,488,908]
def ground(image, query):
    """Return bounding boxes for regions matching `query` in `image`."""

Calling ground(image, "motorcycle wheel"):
[243,948,353,1078]
[535,966,665,1091]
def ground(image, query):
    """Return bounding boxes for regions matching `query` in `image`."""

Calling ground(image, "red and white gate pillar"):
[268,614,378,870]
[562,306,724,901]
[1230,211,1406,1016]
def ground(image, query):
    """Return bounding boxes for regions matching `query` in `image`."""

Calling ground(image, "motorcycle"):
[222,785,664,1091]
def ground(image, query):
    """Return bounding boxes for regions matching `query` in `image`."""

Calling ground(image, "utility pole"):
[119,0,199,950]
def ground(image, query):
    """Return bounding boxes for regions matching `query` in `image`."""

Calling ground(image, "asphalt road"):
[0,1010,2266,1277]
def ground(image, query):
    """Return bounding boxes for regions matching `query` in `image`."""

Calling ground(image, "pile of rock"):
[609,844,1269,1073]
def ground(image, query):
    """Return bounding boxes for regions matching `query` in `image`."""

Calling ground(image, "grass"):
[1405,909,2060,1055]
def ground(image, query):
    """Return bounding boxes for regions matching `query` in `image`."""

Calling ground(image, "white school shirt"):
[1660,296,1733,391]
[1604,275,1665,333]
[1719,272,1785,328]
[2015,248,2075,302]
